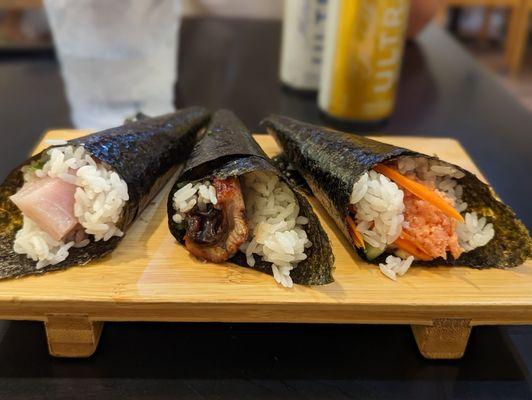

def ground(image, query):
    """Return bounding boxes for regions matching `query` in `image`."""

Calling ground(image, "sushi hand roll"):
[0,107,210,279]
[262,115,531,281]
[168,110,334,287]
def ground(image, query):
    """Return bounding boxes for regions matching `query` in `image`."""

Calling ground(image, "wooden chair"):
[437,0,525,74]
[0,0,46,48]
[0,0,42,9]
[506,0,531,75]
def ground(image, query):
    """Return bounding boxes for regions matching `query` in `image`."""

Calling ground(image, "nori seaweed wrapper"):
[168,110,335,285]
[0,106,210,279]
[261,114,532,268]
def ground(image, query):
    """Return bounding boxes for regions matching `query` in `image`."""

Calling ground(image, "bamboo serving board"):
[0,130,530,360]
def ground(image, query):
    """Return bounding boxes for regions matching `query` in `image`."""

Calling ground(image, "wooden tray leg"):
[411,318,471,359]
[44,314,103,358]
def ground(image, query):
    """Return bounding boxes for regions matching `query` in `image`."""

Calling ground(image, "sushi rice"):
[351,156,495,280]
[13,145,129,269]
[172,171,311,288]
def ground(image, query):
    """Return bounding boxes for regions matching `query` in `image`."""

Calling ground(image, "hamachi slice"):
[10,176,78,241]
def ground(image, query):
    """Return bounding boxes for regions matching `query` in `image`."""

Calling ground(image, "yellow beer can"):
[318,0,410,125]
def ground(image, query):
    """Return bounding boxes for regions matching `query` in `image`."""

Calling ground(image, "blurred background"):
[1,0,531,115]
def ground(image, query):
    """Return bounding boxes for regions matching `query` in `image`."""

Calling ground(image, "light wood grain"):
[412,319,471,359]
[1,130,530,358]
[45,314,103,357]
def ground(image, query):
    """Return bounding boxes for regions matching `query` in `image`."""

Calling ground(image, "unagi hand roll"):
[168,110,334,287]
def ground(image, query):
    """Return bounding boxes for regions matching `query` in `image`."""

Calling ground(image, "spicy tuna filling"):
[348,156,495,280]
[10,144,129,269]
[172,171,311,288]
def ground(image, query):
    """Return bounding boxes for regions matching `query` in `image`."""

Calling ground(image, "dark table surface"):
[0,17,530,399]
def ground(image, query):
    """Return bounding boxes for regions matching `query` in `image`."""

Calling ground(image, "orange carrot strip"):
[394,236,433,261]
[400,231,432,257]
[346,216,366,250]
[374,164,464,223]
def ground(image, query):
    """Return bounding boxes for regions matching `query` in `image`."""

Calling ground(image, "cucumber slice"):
[364,244,384,261]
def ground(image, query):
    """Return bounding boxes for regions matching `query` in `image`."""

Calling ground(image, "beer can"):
[280,0,328,91]
[319,0,410,124]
